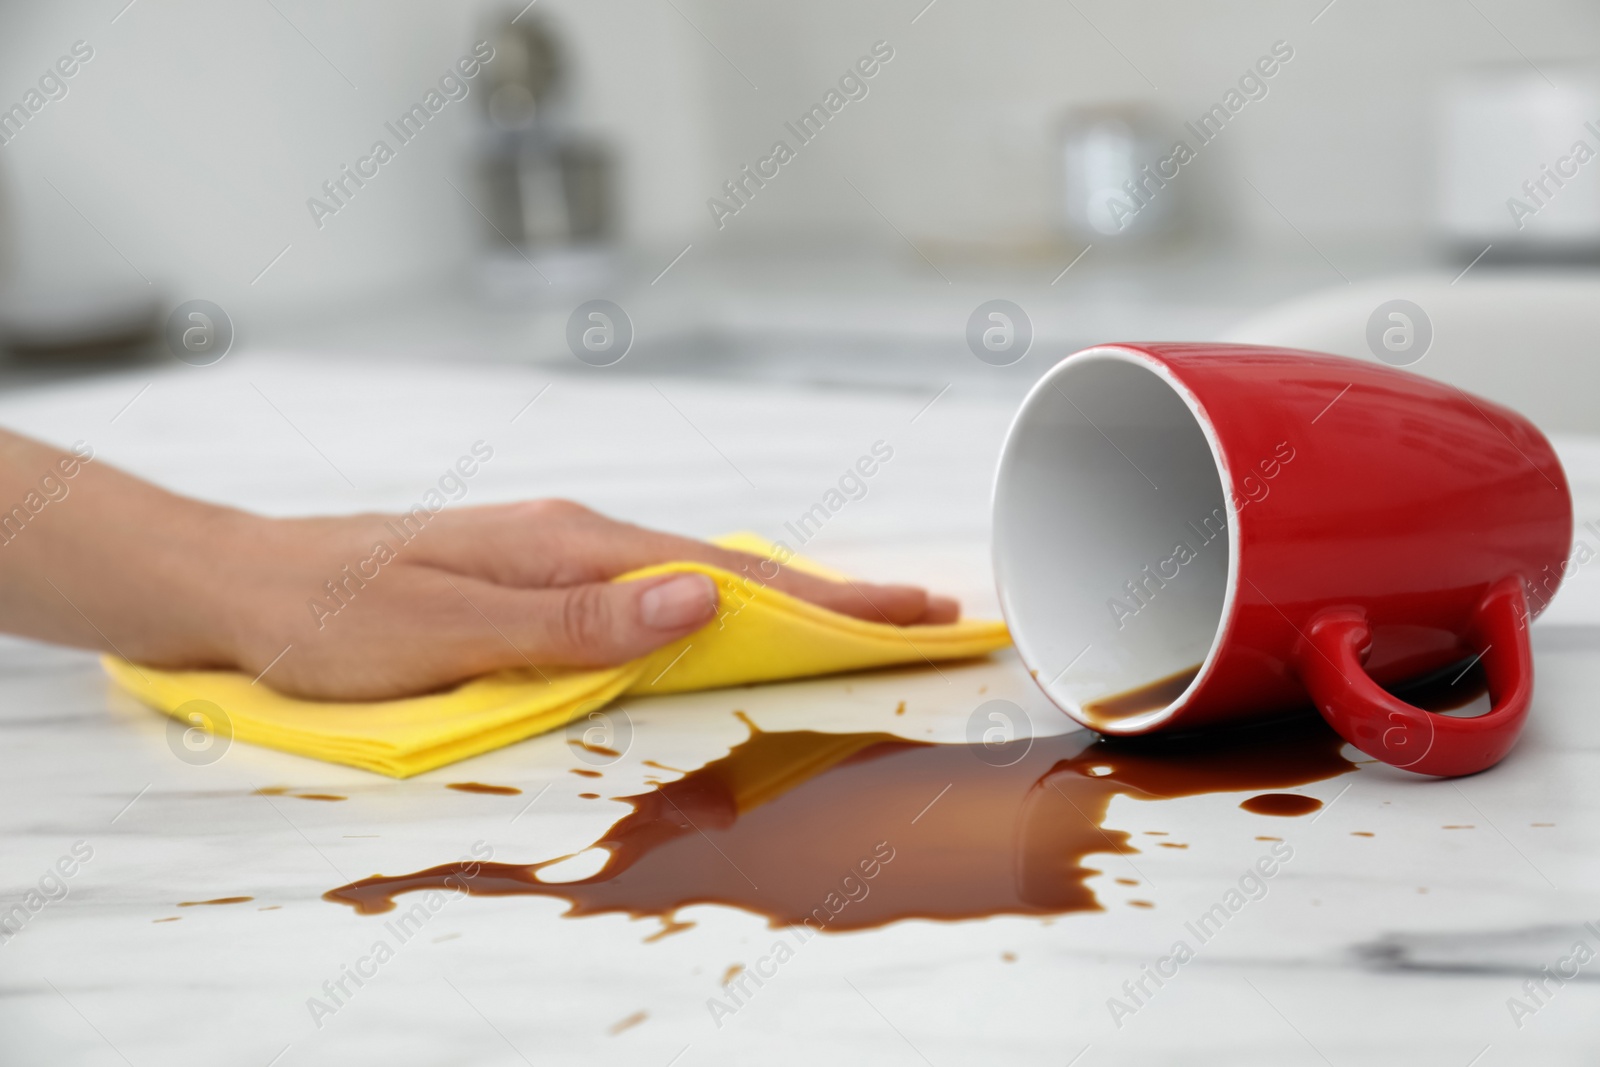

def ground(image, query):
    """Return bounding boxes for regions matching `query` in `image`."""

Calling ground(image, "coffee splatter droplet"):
[1240,793,1323,817]
[448,782,522,796]
[178,896,253,907]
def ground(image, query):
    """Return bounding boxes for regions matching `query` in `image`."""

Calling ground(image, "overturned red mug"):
[993,343,1572,777]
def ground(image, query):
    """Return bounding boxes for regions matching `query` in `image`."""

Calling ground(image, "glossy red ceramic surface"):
[1093,343,1571,776]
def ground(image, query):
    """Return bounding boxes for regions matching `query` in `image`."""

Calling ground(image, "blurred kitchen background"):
[2,0,1600,429]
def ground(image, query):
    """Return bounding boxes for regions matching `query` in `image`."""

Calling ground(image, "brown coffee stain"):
[324,712,1355,932]
[644,760,687,774]
[255,787,345,802]
[447,782,522,796]
[259,905,281,911]
[1082,665,1201,724]
[1114,878,1139,886]
[894,701,906,716]
[1255,836,1282,841]
[721,963,744,985]
[579,793,601,800]
[1240,793,1323,817]
[1128,900,1155,909]
[178,896,253,907]
[1079,644,1488,730]
[1350,831,1375,837]
[153,917,180,923]
[643,917,694,942]
[609,1011,647,1035]
[570,739,621,759]
[571,768,603,779]
[1001,951,1016,962]
[1404,658,1490,713]
[1443,825,1475,830]
[1157,841,1189,849]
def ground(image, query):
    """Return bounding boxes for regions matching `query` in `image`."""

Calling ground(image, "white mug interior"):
[993,347,1238,733]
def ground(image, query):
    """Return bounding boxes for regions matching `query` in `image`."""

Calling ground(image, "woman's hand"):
[203,499,959,700]
[0,431,958,701]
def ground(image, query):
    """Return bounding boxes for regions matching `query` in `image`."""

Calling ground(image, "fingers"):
[413,500,961,626]
[260,558,954,702]
[542,516,964,626]
[694,556,961,627]
[244,569,718,701]
[919,594,962,625]
[743,567,956,627]
[427,560,960,678]
[451,570,721,670]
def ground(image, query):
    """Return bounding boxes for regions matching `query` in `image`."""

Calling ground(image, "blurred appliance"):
[1438,66,1600,259]
[0,149,161,364]
[475,11,617,294]
[1057,104,1178,246]
[0,283,162,363]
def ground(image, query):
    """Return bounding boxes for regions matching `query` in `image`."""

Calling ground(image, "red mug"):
[992,343,1572,777]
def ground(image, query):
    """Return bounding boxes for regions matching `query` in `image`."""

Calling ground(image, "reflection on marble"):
[1,355,1598,1065]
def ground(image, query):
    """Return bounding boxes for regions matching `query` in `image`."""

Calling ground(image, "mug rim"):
[992,344,1242,735]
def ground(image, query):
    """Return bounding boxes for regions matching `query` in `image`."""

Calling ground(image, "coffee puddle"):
[325,714,1357,931]
[324,662,1486,933]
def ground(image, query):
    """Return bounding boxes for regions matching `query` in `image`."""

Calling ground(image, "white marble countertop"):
[2,353,1599,1066]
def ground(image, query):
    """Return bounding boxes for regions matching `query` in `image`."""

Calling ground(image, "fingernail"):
[639,574,718,630]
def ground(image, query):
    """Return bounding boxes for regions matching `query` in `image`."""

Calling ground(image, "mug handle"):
[1291,577,1533,778]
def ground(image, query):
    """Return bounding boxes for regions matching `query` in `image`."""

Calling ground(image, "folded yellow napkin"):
[104,535,1010,777]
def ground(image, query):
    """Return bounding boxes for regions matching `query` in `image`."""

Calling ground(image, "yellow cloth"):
[103,535,1010,777]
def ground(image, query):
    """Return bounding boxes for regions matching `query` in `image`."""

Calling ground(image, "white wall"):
[686,0,1600,253]
[0,0,716,318]
[2,0,1597,320]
